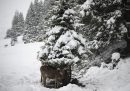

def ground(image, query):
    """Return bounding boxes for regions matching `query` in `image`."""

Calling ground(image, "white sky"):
[0,0,34,40]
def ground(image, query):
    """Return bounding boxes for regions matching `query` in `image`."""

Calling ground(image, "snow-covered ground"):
[80,58,130,91]
[0,39,130,91]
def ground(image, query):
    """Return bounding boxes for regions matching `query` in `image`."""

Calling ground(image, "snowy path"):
[0,40,130,91]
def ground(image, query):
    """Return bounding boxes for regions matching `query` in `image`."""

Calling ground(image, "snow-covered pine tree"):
[23,0,45,43]
[5,11,25,45]
[78,0,128,57]
[18,12,25,29]
[38,0,90,68]
[25,2,35,30]
[12,12,24,36]
[6,28,16,39]
[38,0,128,80]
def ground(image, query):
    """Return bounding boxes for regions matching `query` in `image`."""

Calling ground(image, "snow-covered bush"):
[111,52,120,61]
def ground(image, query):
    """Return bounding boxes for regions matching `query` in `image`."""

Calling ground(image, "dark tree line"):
[5,0,46,44]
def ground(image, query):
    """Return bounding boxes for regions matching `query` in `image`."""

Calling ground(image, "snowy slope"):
[0,41,42,91]
[80,58,130,91]
[0,40,86,91]
[0,38,11,48]
[0,39,130,91]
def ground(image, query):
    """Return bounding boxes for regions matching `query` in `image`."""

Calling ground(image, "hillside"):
[0,40,130,91]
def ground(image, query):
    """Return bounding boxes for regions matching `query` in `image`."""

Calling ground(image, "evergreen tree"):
[38,0,128,79]
[25,0,45,30]
[23,0,45,43]
[12,11,19,27]
[38,0,90,68]
[5,11,25,46]
[6,11,25,39]
[25,2,35,30]
[78,0,127,52]
[18,12,25,28]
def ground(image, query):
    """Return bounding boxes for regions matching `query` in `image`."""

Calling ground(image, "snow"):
[54,31,74,49]
[119,24,128,34]
[42,29,88,64]
[51,15,57,20]
[81,0,94,10]
[101,62,113,70]
[80,58,130,91]
[86,40,102,49]
[78,46,85,55]
[80,10,85,17]
[64,9,76,15]
[0,39,130,91]
[106,10,122,26]
[17,36,24,44]
[80,0,94,17]
[46,26,63,36]
[47,35,55,43]
[54,30,86,50]
[0,41,43,91]
[107,17,115,25]
[73,57,80,63]
[67,39,79,49]
[0,36,24,48]
[0,38,11,48]
[111,52,120,61]
[115,10,122,17]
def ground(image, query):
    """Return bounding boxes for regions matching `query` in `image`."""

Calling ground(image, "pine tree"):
[12,11,24,37]
[25,2,35,30]
[23,0,46,43]
[18,12,25,28]
[38,0,128,79]
[25,0,45,30]
[38,0,90,68]
[12,11,19,27]
[6,11,25,39]
[5,11,25,46]
[78,0,127,51]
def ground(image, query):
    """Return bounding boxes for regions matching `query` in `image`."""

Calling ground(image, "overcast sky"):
[0,0,34,40]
